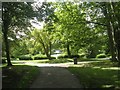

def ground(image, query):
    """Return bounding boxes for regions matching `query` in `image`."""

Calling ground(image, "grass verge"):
[2,65,40,88]
[68,61,120,89]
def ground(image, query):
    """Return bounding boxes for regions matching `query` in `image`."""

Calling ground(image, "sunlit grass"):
[68,67,120,89]
[68,60,120,89]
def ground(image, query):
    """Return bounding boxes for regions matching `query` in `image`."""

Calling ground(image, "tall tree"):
[31,29,52,60]
[2,2,35,66]
[99,2,120,62]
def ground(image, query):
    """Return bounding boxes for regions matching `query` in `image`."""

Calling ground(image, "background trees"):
[2,1,120,65]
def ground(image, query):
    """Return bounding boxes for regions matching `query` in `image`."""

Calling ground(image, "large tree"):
[31,29,52,60]
[2,2,35,66]
[98,2,120,62]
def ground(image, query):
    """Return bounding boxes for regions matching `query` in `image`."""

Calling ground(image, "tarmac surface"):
[30,67,83,88]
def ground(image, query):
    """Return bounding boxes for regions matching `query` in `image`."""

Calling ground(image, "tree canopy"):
[2,1,120,66]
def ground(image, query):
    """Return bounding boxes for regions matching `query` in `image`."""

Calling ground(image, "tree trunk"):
[2,4,12,66]
[41,42,51,60]
[67,42,71,58]
[3,28,12,66]
[111,2,120,62]
[116,31,120,63]
[49,41,52,57]
[103,4,117,61]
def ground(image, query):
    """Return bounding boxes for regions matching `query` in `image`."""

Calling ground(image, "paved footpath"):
[30,67,83,88]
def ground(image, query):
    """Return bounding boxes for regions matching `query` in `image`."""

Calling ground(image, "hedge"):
[96,54,106,58]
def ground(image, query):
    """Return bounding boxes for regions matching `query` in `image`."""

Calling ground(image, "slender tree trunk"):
[116,31,120,63]
[106,23,117,61]
[103,4,117,61]
[41,42,51,60]
[67,41,71,58]
[49,42,52,57]
[3,27,12,66]
[111,2,120,63]
[2,4,12,66]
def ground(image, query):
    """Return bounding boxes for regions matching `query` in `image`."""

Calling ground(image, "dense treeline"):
[2,2,120,66]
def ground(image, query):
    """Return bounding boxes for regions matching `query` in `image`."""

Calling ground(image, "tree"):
[51,2,108,58]
[31,29,52,60]
[98,2,120,62]
[2,2,35,66]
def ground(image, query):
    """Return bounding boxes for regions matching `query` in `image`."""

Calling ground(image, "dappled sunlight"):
[101,67,120,70]
[102,85,114,88]
[68,66,120,89]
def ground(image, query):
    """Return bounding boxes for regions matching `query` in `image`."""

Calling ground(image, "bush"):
[2,57,7,63]
[70,55,79,58]
[45,59,73,63]
[96,54,106,58]
[79,53,86,58]
[33,54,48,60]
[58,54,79,58]
[18,54,32,60]
[32,54,56,60]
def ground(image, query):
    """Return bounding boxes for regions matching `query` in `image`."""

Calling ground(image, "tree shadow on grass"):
[68,67,120,89]
[2,65,40,88]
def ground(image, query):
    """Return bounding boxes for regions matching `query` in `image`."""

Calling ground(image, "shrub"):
[58,54,79,58]
[96,54,106,58]
[70,55,79,58]
[79,53,86,58]
[45,59,73,63]
[33,54,57,60]
[33,54,48,60]
[2,57,7,63]
[18,54,32,60]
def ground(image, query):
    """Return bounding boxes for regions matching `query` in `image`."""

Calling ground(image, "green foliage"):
[45,58,73,63]
[4,2,120,62]
[57,54,79,58]
[2,57,7,64]
[31,29,52,59]
[96,53,106,58]
[33,54,48,60]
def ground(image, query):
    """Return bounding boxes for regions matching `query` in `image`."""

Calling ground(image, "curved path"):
[30,67,83,88]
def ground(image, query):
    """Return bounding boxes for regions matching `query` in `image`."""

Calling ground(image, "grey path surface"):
[30,67,83,88]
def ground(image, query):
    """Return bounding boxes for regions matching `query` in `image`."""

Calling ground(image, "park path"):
[30,67,83,88]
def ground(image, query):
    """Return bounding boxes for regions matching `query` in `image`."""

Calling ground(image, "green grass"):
[89,60,119,67]
[2,65,40,88]
[77,58,107,62]
[68,61,120,89]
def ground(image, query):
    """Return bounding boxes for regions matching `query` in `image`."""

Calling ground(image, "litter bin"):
[74,57,77,64]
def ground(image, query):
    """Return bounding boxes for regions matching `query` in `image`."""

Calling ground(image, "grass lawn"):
[2,65,40,88]
[68,61,120,89]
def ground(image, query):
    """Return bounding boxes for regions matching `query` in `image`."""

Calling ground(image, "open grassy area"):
[10,58,73,64]
[2,65,40,88]
[68,61,120,89]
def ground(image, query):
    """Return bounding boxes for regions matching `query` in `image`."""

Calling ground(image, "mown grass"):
[68,61,120,89]
[77,57,109,62]
[2,65,40,88]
